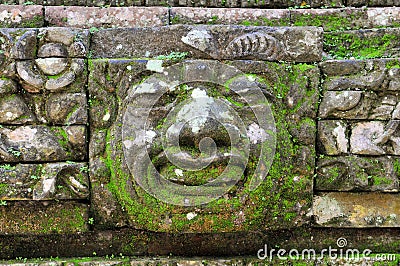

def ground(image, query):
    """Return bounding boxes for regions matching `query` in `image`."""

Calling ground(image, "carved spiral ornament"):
[121,60,276,206]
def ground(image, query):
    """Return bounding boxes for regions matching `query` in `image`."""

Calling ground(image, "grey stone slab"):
[0,92,87,125]
[0,5,44,28]
[170,7,290,26]
[314,192,400,227]
[315,156,399,192]
[0,162,89,200]
[0,125,87,162]
[0,201,89,234]
[45,6,169,28]
[91,25,323,62]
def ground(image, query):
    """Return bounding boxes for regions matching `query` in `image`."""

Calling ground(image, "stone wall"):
[0,2,400,260]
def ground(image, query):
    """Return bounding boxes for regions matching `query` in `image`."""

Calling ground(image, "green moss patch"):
[324,30,399,59]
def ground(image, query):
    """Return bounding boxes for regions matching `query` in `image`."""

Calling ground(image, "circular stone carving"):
[122,60,276,206]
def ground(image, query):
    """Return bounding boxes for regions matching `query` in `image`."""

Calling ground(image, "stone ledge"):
[0,6,399,30]
[45,6,169,27]
[90,25,323,62]
[0,201,89,234]
[0,5,43,28]
[2,0,400,7]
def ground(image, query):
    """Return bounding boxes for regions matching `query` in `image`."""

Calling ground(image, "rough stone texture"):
[292,8,400,31]
[315,156,399,192]
[88,58,318,232]
[0,257,391,266]
[315,58,400,227]
[0,5,43,28]
[314,192,400,227]
[45,6,169,28]
[348,0,400,6]
[0,92,87,125]
[1,0,400,6]
[170,7,290,26]
[291,8,368,31]
[0,201,89,234]
[91,25,323,62]
[318,59,400,157]
[367,7,400,27]
[0,162,89,200]
[37,28,89,58]
[0,125,87,162]
[318,120,348,155]
[324,28,400,60]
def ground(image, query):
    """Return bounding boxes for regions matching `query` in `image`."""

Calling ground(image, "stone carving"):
[316,59,400,227]
[0,125,87,162]
[0,162,89,200]
[316,156,398,192]
[181,28,285,60]
[88,58,318,232]
[318,120,348,155]
[121,61,276,206]
[225,32,283,60]
[318,59,400,156]
[319,91,363,119]
[350,121,400,155]
[16,58,85,93]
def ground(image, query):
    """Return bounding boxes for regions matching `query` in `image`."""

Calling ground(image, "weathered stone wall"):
[0,2,400,261]
[1,0,400,7]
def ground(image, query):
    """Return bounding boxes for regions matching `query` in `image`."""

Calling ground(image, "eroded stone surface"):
[315,156,399,192]
[45,6,169,28]
[318,120,348,155]
[316,58,400,228]
[0,125,87,162]
[91,25,323,62]
[170,7,290,26]
[88,58,318,232]
[0,201,89,234]
[318,59,400,157]
[0,162,89,200]
[0,5,43,28]
[314,192,400,227]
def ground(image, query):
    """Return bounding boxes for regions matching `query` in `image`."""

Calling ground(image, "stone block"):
[324,28,400,60]
[240,0,343,7]
[170,7,290,26]
[318,59,400,156]
[315,58,400,228]
[314,192,400,227]
[0,92,88,125]
[90,25,323,62]
[37,28,89,58]
[291,8,369,31]
[0,5,44,28]
[45,6,169,28]
[0,125,87,162]
[1,28,37,60]
[315,156,399,192]
[367,7,400,27]
[0,201,89,234]
[0,162,89,200]
[88,58,319,232]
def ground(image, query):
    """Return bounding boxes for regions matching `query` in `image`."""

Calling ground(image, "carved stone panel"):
[315,58,400,227]
[91,25,323,62]
[88,57,319,232]
[0,27,89,234]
